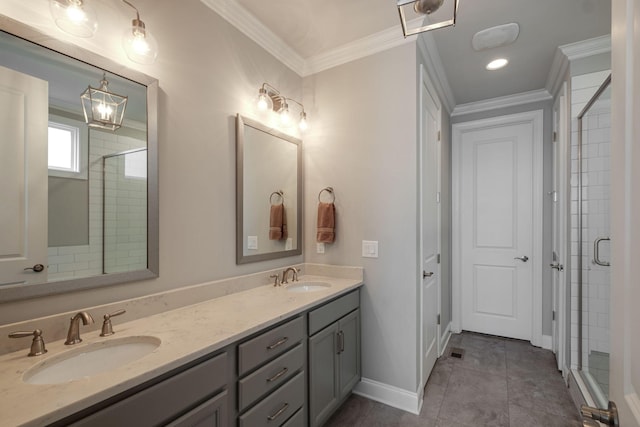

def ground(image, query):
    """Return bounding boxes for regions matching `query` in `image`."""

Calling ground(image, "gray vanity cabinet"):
[62,351,231,427]
[308,290,361,427]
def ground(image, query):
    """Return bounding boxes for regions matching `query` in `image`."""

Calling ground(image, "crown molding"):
[200,0,305,76]
[303,18,421,77]
[452,89,552,117]
[416,32,455,113]
[545,35,611,99]
[560,34,611,61]
[545,46,570,98]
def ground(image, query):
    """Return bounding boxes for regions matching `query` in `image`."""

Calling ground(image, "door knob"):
[423,271,434,278]
[514,256,529,262]
[550,262,564,271]
[24,264,45,272]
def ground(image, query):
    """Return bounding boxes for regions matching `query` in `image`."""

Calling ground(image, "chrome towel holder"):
[318,187,335,203]
[270,190,284,205]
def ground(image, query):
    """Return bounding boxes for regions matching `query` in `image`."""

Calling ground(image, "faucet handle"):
[269,274,280,287]
[9,329,47,357]
[100,309,126,337]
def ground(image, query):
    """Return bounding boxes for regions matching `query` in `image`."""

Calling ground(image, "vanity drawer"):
[282,408,305,427]
[238,371,305,427]
[238,316,304,375]
[238,342,305,411]
[68,352,228,427]
[308,289,359,335]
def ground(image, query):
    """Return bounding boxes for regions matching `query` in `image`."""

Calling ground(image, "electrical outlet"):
[247,236,258,250]
[317,242,325,254]
[286,238,293,250]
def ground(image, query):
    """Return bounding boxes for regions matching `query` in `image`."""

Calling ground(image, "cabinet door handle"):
[266,367,288,383]
[266,336,288,350]
[267,402,289,421]
[336,331,345,354]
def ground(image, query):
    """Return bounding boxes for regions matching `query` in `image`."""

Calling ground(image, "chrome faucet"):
[65,311,95,345]
[281,267,299,284]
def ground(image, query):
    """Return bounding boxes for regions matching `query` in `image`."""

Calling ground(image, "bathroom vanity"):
[0,272,362,427]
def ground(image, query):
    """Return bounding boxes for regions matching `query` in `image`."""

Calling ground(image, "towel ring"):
[270,190,284,205]
[318,187,335,203]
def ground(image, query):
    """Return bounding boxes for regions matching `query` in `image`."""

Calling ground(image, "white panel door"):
[420,66,440,388]
[0,65,48,285]
[459,117,536,341]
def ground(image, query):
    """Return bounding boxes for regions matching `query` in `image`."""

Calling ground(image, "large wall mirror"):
[0,16,158,303]
[236,115,302,264]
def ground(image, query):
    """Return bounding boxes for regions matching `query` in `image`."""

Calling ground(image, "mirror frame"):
[0,15,159,303]
[236,114,303,264]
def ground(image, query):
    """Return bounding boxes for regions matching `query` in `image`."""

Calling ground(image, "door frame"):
[418,64,442,390]
[451,110,544,347]
[552,83,569,374]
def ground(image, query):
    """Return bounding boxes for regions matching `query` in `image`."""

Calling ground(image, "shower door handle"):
[593,237,611,267]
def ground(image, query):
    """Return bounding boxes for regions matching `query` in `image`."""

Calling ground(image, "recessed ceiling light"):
[486,58,508,70]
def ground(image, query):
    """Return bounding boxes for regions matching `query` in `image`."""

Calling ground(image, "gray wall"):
[48,176,88,247]
[451,100,554,336]
[303,44,420,392]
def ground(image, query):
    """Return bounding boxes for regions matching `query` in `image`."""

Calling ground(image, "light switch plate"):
[362,240,378,258]
[317,242,325,254]
[247,236,258,250]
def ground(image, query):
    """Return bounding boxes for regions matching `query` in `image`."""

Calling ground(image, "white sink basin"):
[286,281,331,292]
[23,336,160,385]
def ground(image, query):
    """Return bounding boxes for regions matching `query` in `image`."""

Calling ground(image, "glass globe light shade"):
[413,0,445,14]
[123,20,158,64]
[49,0,98,38]
[257,88,273,111]
[279,102,291,125]
[299,111,308,131]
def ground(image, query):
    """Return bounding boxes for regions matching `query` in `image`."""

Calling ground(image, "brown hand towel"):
[317,202,335,243]
[269,204,287,241]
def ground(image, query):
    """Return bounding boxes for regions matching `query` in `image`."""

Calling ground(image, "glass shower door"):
[577,76,611,405]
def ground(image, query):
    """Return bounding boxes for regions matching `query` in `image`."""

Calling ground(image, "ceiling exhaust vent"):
[472,23,520,51]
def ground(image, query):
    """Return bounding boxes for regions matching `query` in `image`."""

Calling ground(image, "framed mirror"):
[236,115,302,264]
[0,16,158,303]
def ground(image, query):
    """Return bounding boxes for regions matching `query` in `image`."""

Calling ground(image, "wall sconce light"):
[397,0,459,37]
[256,83,309,131]
[49,0,98,38]
[121,0,158,64]
[80,73,128,131]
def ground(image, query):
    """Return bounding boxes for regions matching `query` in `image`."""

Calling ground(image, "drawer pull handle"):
[266,337,288,350]
[267,402,289,421]
[266,367,288,383]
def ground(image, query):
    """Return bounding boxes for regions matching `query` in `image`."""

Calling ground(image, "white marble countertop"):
[0,274,363,427]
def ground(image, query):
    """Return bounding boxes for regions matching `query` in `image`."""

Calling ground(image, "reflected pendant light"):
[81,73,128,131]
[397,0,459,38]
[49,0,98,38]
[121,0,158,64]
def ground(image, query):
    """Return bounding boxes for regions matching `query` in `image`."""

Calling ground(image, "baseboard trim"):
[541,334,553,350]
[353,378,421,415]
[440,322,452,356]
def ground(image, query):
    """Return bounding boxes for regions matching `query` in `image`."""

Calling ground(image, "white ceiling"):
[218,0,611,106]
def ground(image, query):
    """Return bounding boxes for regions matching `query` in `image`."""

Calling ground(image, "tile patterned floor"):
[325,332,582,427]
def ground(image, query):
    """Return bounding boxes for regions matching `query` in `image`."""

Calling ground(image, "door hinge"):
[437,130,441,141]
[553,131,557,142]
[437,314,441,325]
[552,311,556,321]
[437,253,441,264]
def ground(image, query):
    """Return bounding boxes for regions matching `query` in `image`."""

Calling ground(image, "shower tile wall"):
[48,131,145,281]
[569,70,610,370]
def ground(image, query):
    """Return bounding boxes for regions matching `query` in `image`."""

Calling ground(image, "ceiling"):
[226,0,611,106]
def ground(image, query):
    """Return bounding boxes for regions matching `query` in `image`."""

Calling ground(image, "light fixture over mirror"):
[49,0,98,38]
[397,0,459,37]
[121,0,158,64]
[256,83,309,132]
[80,73,128,131]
